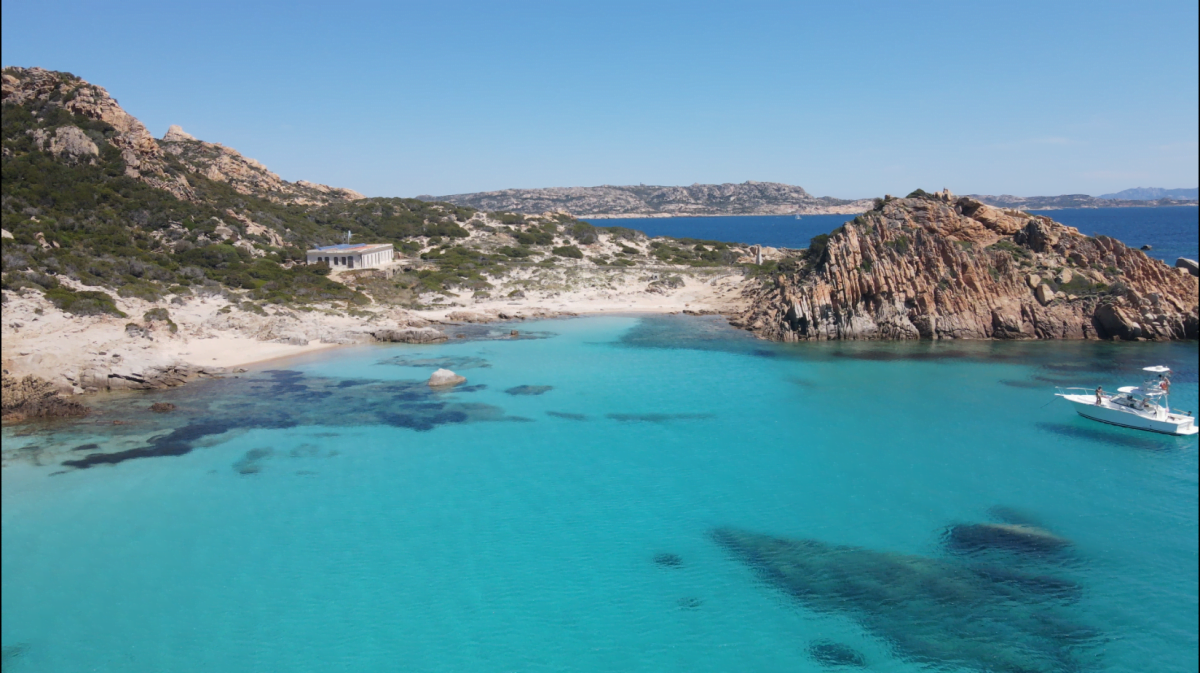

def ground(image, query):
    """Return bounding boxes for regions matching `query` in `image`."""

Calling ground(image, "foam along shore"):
[0,265,751,398]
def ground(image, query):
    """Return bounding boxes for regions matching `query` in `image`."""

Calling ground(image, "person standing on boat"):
[1160,376,1170,393]
[1095,386,1104,406]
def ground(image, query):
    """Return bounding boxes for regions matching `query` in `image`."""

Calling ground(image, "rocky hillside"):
[421,182,873,217]
[732,189,1198,341]
[159,125,364,206]
[970,192,1198,209]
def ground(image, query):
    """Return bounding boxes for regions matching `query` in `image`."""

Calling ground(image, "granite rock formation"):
[732,191,1199,341]
[428,368,466,387]
[422,181,872,217]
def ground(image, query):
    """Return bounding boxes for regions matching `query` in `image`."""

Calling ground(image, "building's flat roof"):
[308,243,393,253]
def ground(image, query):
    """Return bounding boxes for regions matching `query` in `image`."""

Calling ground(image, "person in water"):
[1095,386,1104,405]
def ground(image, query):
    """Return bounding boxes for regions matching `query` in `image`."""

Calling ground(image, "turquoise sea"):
[2,316,1198,672]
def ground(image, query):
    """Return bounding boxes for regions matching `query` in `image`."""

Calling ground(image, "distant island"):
[417,182,874,218]
[969,192,1198,210]
[421,183,1197,217]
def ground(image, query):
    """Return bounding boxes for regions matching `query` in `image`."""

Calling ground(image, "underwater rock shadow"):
[376,355,492,370]
[607,412,715,423]
[712,527,1100,673]
[546,411,587,421]
[807,640,866,668]
[505,385,553,396]
[62,415,298,469]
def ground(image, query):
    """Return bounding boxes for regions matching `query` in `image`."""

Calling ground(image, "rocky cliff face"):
[423,181,872,216]
[160,124,364,205]
[733,191,1198,341]
[2,67,194,199]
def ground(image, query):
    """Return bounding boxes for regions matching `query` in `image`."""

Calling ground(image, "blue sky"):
[3,1,1197,199]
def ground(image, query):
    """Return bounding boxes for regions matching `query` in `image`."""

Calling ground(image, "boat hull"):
[1059,395,1198,436]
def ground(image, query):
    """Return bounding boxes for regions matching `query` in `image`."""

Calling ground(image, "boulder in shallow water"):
[428,369,466,387]
[149,402,177,413]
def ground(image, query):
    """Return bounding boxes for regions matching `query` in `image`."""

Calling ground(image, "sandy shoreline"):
[1,267,750,397]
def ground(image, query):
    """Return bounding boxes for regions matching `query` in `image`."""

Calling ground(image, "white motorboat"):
[1056,366,1197,436]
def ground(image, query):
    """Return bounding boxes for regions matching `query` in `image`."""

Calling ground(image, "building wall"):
[306,246,394,270]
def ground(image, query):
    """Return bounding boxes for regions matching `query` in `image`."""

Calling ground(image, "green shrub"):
[43,287,126,317]
[808,233,831,261]
[552,245,584,259]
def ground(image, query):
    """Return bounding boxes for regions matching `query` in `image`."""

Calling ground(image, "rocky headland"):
[970,192,1197,210]
[732,190,1198,341]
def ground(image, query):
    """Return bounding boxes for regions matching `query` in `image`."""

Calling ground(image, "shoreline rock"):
[735,193,1198,342]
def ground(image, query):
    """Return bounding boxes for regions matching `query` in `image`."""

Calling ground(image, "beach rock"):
[1140,244,1152,250]
[1177,258,1199,277]
[428,369,466,387]
[372,328,448,344]
[736,194,1198,341]
[1,372,90,422]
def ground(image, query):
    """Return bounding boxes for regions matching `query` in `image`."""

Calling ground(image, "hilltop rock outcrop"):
[732,191,1198,341]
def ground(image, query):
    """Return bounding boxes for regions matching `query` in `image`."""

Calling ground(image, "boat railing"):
[1054,386,1095,397]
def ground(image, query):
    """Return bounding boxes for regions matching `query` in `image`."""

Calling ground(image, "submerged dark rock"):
[546,411,587,421]
[62,416,297,469]
[70,442,99,452]
[677,597,703,610]
[654,553,684,568]
[607,412,714,423]
[713,527,1097,673]
[944,523,1071,556]
[232,447,272,475]
[505,385,553,396]
[149,402,176,413]
[807,640,866,668]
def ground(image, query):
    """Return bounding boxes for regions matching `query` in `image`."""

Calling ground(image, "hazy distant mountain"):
[1098,187,1198,201]
[419,182,874,217]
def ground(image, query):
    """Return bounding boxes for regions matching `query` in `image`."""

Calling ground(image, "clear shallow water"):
[601,207,1199,264]
[2,316,1197,672]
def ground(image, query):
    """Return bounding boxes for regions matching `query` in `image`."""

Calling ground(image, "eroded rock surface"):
[734,192,1198,341]
[1,372,89,421]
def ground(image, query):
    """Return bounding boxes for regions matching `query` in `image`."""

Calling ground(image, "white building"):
[306,243,394,270]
